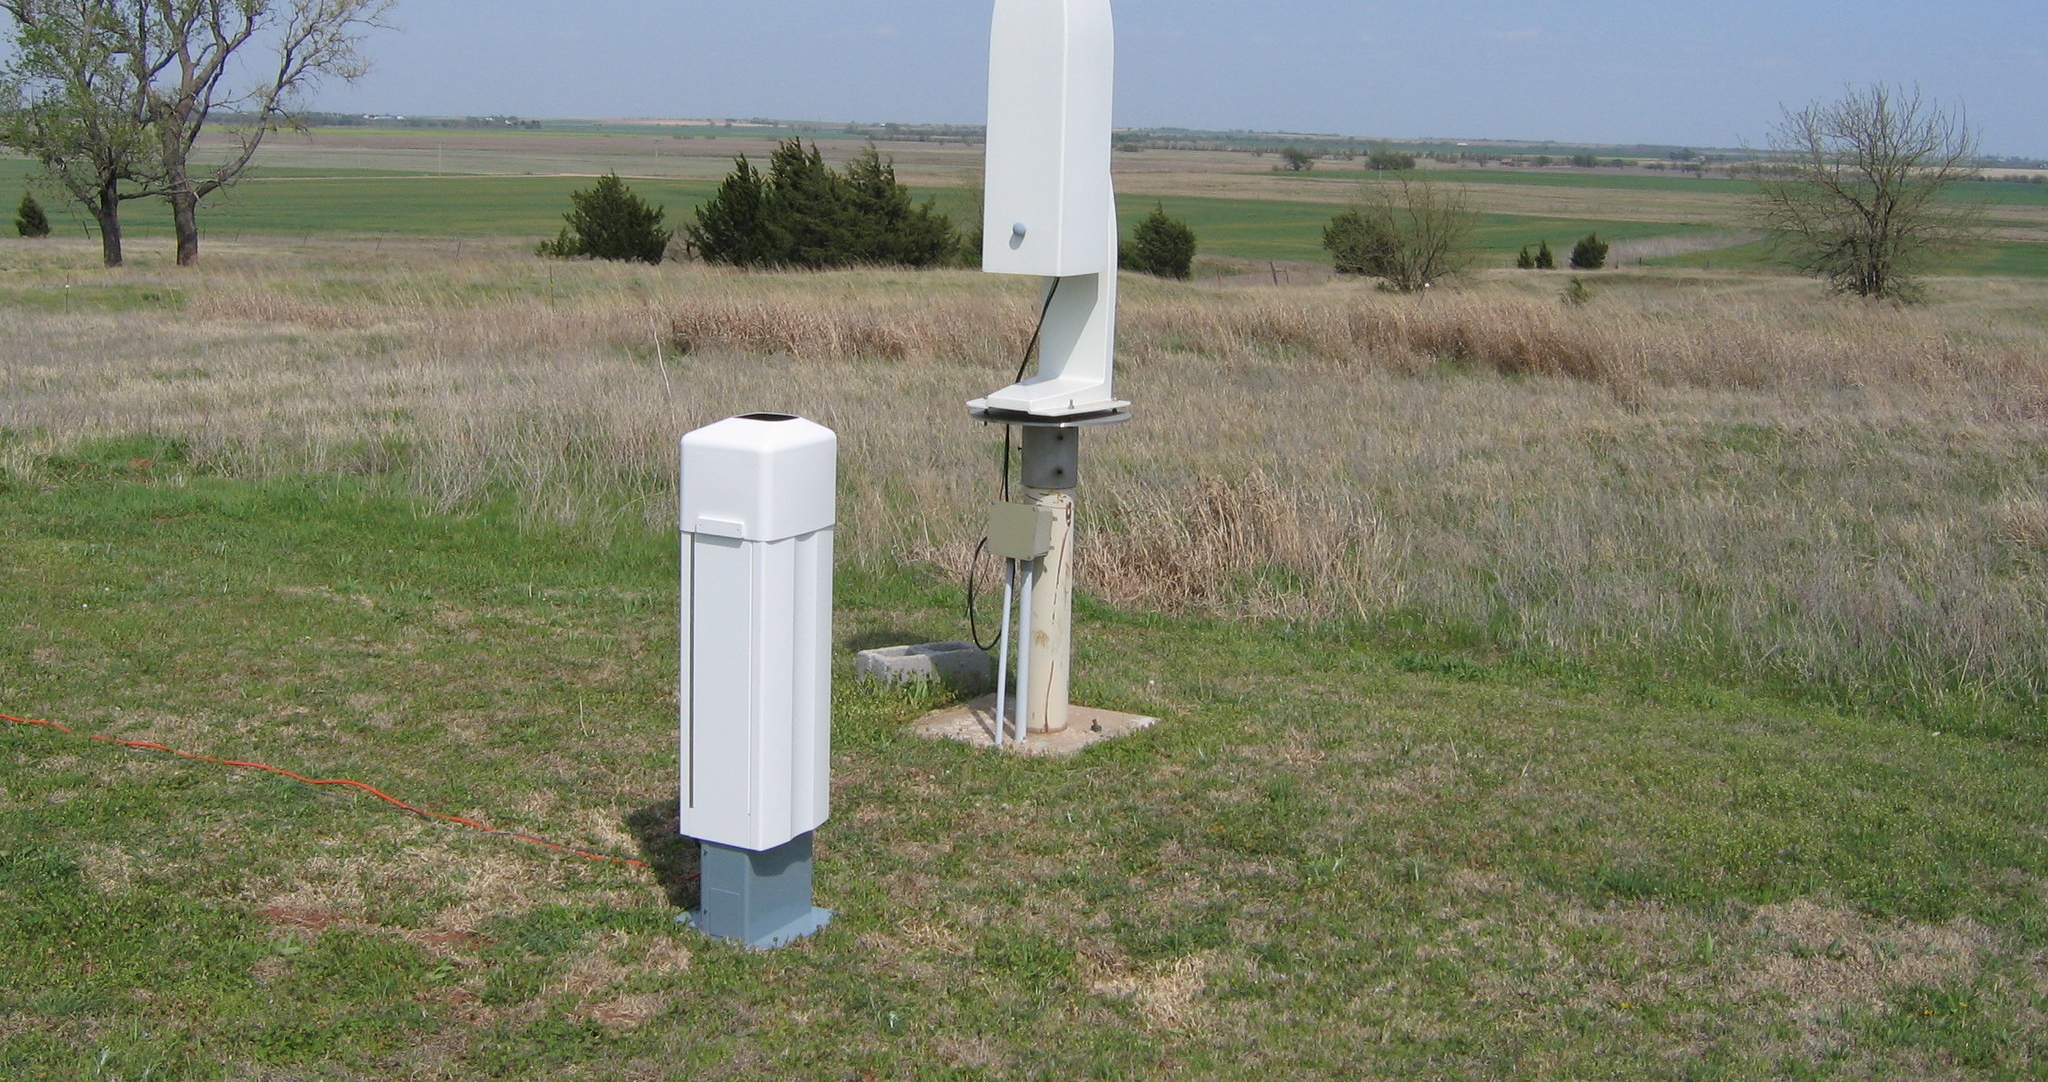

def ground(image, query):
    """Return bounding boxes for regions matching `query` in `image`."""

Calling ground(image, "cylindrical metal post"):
[1015,559,1035,740]
[994,559,1015,747]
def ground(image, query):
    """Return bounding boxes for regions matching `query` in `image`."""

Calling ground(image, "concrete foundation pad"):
[855,641,994,695]
[910,694,1159,757]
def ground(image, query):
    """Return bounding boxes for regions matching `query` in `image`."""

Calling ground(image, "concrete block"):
[855,641,994,694]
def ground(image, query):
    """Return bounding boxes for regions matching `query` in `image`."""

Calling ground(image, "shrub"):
[1516,246,1535,270]
[1120,204,1197,279]
[1322,176,1476,292]
[1367,144,1417,171]
[688,140,958,270]
[1569,233,1609,270]
[536,173,671,264]
[1324,209,1398,277]
[839,146,959,268]
[14,193,50,238]
[686,156,783,268]
[1534,240,1556,270]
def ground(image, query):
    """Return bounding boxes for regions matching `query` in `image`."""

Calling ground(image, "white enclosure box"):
[679,414,836,852]
[982,0,1115,278]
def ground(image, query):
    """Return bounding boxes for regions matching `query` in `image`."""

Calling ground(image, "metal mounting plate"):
[969,407,1132,429]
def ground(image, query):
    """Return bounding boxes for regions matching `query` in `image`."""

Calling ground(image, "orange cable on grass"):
[2,712,650,870]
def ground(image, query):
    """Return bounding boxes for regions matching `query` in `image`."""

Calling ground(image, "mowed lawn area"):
[3,453,2045,1080]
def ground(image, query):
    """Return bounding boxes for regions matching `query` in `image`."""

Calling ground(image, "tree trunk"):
[93,179,124,268]
[171,189,200,266]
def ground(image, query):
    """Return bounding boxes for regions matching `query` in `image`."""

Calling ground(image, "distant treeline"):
[276,112,544,130]
[262,111,2048,173]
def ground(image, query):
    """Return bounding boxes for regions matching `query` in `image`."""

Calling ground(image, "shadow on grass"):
[624,796,701,911]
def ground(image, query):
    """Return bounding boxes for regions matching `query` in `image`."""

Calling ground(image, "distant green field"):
[0,168,722,244]
[1310,167,1747,195]
[1108,195,1727,264]
[1650,236,2048,278]
[296,123,784,141]
[1307,167,2048,208]
[0,162,1725,265]
[1946,180,2048,206]
[202,176,724,237]
[3,150,2043,273]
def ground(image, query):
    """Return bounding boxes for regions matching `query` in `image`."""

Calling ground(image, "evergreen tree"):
[764,138,853,269]
[1569,232,1609,270]
[15,193,51,238]
[1119,203,1197,279]
[1323,208,1400,277]
[1515,246,1535,270]
[688,155,784,267]
[1534,240,1556,269]
[691,140,960,270]
[840,145,957,267]
[537,172,671,263]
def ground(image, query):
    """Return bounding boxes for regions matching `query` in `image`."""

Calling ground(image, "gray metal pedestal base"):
[679,832,831,949]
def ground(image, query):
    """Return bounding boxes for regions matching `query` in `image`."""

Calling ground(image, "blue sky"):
[311,2,2048,156]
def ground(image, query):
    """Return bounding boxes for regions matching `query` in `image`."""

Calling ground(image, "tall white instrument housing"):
[678,413,835,853]
[975,0,1126,419]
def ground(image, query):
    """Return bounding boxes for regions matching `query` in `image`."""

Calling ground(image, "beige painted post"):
[1021,487,1075,733]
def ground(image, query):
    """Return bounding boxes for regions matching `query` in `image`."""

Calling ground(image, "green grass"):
[1310,168,2048,208]
[1650,237,2048,278]
[4,173,720,242]
[2,139,2043,271]
[1315,167,1753,195]
[1945,239,2048,277]
[0,168,1729,265]
[2,442,2045,1079]
[1111,195,1725,264]
[1945,180,2048,207]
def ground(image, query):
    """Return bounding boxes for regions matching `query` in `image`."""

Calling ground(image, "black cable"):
[967,280,1064,651]
[967,538,1001,651]
[1013,277,1061,388]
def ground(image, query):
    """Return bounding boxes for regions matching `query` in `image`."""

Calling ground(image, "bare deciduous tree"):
[127,0,392,265]
[1752,84,1983,302]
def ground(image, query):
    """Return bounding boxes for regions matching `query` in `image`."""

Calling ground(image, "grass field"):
[5,129,2044,272]
[2,126,2047,1078]
[0,163,1731,267]
[3,451,2044,1080]
[1650,237,2048,278]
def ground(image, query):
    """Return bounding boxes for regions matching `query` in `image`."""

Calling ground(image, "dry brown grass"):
[4,236,2045,719]
[1740,900,1995,1016]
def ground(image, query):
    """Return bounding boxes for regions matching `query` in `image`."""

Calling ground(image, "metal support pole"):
[994,559,1015,747]
[1015,558,1035,742]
